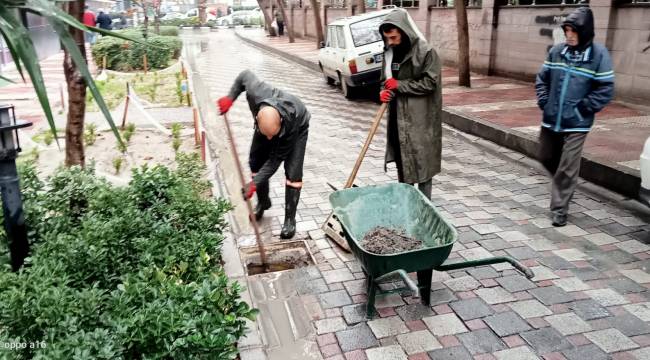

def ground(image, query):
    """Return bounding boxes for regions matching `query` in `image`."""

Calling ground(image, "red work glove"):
[242,181,256,200]
[379,90,394,103]
[217,96,233,115]
[384,78,398,91]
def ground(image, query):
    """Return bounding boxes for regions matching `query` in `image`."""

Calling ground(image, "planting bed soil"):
[360,226,424,255]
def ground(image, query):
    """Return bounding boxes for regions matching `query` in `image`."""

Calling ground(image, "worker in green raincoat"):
[379,9,442,200]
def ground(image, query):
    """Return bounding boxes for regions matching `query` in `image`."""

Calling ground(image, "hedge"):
[0,154,256,359]
[91,29,182,71]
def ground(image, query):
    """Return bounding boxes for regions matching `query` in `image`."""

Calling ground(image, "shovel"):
[321,103,388,252]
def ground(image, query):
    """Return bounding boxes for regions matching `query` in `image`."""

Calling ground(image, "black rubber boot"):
[254,181,271,221]
[280,186,301,239]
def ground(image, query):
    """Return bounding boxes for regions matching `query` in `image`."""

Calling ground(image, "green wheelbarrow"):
[329,183,535,318]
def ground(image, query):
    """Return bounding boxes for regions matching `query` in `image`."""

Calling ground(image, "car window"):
[336,26,346,49]
[349,15,386,47]
[327,26,337,48]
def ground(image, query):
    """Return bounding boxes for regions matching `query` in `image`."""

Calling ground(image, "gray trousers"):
[538,127,588,216]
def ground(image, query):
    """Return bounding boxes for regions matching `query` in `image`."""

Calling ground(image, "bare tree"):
[309,0,324,48]
[63,0,88,166]
[455,0,471,87]
[153,0,162,34]
[276,0,294,42]
[257,0,277,36]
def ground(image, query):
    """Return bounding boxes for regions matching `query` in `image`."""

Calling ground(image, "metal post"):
[0,106,30,272]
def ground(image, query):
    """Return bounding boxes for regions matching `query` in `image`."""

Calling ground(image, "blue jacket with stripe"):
[535,42,615,132]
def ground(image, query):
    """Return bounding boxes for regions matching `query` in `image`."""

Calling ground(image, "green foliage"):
[175,72,184,103]
[158,25,179,36]
[84,123,97,146]
[91,29,182,72]
[117,139,127,153]
[172,137,182,153]
[42,131,54,146]
[122,123,136,143]
[0,160,252,359]
[112,156,123,174]
[171,122,182,139]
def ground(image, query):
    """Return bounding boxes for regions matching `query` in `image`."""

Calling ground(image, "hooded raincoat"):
[535,7,614,133]
[380,10,442,184]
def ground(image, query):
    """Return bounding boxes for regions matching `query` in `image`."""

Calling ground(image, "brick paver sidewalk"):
[191,30,650,360]
[236,28,649,175]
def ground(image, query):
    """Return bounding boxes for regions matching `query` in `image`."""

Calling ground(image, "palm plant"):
[0,0,138,153]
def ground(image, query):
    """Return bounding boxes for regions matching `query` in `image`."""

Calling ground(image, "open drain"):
[240,240,316,276]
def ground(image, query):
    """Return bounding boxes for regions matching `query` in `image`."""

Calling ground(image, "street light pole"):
[0,105,32,271]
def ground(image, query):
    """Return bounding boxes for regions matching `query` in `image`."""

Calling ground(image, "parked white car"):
[318,9,394,98]
[641,136,650,206]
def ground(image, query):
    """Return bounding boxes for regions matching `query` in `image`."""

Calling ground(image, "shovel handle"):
[344,103,388,189]
[222,113,266,266]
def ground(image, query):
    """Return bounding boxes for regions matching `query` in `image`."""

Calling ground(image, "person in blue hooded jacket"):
[217,70,310,239]
[535,7,614,227]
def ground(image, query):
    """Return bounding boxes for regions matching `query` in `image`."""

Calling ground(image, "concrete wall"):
[427,8,485,70]
[492,6,577,80]
[607,7,650,103]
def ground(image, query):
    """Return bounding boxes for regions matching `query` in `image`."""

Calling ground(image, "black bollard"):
[0,105,32,271]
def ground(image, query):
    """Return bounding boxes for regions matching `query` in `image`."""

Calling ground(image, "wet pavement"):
[185,29,650,360]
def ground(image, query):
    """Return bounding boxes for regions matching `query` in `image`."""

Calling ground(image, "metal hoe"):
[321,103,388,251]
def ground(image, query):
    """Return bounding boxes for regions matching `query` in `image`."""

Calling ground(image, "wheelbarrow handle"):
[435,256,535,279]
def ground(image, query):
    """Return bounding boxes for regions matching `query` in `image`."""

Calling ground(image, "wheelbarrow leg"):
[366,275,377,318]
[417,269,433,306]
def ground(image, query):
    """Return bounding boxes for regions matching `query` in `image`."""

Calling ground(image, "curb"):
[182,54,268,360]
[235,30,642,201]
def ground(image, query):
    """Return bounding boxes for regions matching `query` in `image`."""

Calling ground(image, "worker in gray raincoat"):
[379,9,442,199]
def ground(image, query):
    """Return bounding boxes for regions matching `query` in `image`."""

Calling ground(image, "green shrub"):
[84,123,97,146]
[91,30,182,71]
[0,160,253,359]
[157,25,179,36]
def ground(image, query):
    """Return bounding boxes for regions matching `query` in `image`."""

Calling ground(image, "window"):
[336,26,347,49]
[327,26,337,48]
[383,0,419,8]
[349,15,386,47]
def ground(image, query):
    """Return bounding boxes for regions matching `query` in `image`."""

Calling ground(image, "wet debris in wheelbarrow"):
[361,226,432,255]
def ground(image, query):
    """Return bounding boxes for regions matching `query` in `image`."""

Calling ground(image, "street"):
[189,29,650,360]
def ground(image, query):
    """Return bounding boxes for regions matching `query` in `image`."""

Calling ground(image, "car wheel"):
[339,73,354,99]
[321,65,334,85]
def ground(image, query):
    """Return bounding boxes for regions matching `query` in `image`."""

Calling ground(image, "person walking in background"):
[83,6,97,44]
[274,9,284,36]
[96,9,113,31]
[378,9,443,200]
[535,7,614,227]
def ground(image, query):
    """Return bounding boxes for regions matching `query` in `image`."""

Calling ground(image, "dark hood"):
[562,7,595,50]
[379,10,420,50]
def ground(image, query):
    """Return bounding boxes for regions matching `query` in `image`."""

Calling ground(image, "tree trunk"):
[455,0,471,87]
[64,0,87,167]
[154,1,161,34]
[143,1,149,37]
[309,0,324,48]
[356,0,365,14]
[257,0,276,36]
[198,0,207,25]
[276,0,294,43]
